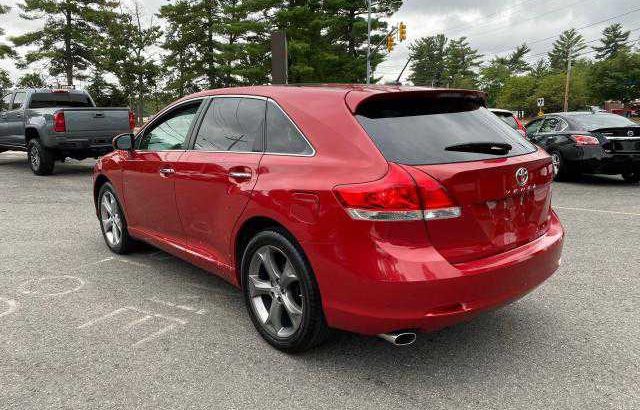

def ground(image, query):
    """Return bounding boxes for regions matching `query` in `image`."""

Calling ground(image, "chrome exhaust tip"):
[377,331,417,346]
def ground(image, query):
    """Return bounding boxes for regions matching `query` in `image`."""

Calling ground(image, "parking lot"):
[0,151,638,409]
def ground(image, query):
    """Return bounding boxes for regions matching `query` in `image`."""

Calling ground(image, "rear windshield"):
[493,112,518,129]
[356,96,536,165]
[569,114,636,131]
[29,93,93,109]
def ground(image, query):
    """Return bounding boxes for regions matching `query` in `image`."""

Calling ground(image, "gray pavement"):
[0,151,638,409]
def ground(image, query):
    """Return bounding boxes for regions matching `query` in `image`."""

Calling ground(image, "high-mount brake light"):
[53,112,66,133]
[570,135,600,145]
[333,163,461,221]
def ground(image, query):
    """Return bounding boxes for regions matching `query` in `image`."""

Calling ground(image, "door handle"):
[159,168,175,176]
[229,171,252,181]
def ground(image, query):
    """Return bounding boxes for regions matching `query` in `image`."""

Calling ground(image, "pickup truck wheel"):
[27,139,55,176]
[98,183,135,254]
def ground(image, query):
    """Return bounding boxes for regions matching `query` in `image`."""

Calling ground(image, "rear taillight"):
[53,112,66,133]
[570,135,599,145]
[129,111,136,130]
[333,163,461,221]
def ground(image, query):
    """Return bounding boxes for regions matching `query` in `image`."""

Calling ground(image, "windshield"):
[570,114,636,130]
[29,93,94,109]
[355,96,536,165]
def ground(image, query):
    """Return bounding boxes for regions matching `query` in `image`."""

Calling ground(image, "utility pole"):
[395,56,412,85]
[366,0,372,84]
[563,47,572,112]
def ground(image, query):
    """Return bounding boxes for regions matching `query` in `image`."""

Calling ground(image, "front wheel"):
[242,229,329,353]
[622,171,640,183]
[97,183,135,254]
[27,139,55,175]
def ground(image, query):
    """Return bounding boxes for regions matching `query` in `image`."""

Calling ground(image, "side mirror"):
[113,133,134,151]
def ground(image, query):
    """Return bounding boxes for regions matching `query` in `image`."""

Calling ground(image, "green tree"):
[494,44,530,74]
[496,75,537,114]
[407,34,448,86]
[11,0,118,86]
[0,2,16,58]
[445,37,482,88]
[593,23,631,60]
[589,50,640,103]
[535,65,592,112]
[17,72,46,88]
[480,61,512,107]
[158,0,201,97]
[530,58,551,79]
[548,28,586,71]
[0,68,12,93]
[99,2,161,123]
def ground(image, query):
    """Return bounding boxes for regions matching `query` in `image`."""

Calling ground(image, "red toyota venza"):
[93,85,564,352]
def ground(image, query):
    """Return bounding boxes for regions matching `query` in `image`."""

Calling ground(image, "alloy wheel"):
[551,152,560,176]
[100,191,123,247]
[30,145,40,170]
[247,245,304,338]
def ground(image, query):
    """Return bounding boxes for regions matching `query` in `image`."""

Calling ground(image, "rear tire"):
[241,229,329,353]
[550,150,574,181]
[27,139,55,176]
[97,183,135,254]
[622,171,640,183]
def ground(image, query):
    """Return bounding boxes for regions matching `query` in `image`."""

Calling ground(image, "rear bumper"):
[306,212,564,336]
[565,146,640,174]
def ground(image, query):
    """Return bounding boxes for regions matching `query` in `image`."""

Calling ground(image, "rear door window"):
[539,117,560,133]
[526,119,543,134]
[355,96,536,165]
[194,97,266,153]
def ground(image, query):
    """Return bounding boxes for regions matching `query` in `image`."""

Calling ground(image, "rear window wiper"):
[444,142,512,155]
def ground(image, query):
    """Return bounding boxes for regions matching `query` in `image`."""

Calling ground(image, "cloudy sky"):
[1,0,639,84]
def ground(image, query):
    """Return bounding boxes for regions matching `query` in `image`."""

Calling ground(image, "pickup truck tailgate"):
[63,108,130,135]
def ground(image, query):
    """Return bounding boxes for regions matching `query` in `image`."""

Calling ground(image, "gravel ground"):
[0,151,638,409]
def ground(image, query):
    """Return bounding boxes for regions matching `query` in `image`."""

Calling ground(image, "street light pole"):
[366,0,371,84]
[563,47,572,112]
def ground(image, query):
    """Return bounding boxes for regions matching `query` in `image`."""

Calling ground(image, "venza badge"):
[515,167,529,187]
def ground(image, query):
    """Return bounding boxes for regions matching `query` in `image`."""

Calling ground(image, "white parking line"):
[554,206,640,217]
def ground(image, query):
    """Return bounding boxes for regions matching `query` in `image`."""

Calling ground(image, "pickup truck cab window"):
[29,93,93,108]
[0,93,12,111]
[11,92,26,110]
[193,97,265,153]
[137,102,201,151]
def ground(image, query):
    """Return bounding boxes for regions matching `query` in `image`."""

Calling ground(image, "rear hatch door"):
[353,90,554,264]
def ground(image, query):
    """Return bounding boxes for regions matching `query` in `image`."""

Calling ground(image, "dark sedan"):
[526,112,640,182]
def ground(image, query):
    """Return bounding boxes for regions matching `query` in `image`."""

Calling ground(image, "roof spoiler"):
[345,88,487,114]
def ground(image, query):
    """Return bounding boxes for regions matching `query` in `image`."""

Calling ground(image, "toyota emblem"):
[628,130,635,137]
[516,167,529,187]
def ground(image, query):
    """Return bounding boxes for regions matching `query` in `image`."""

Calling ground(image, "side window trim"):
[557,118,569,132]
[186,94,269,154]
[265,98,316,157]
[135,97,206,151]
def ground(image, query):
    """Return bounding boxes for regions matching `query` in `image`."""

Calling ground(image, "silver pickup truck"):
[0,88,132,175]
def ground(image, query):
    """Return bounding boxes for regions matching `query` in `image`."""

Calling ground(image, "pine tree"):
[445,37,482,88]
[0,68,11,93]
[11,0,118,86]
[17,72,47,88]
[408,34,448,86]
[0,2,16,59]
[99,2,161,124]
[494,44,530,74]
[548,29,586,71]
[593,23,630,60]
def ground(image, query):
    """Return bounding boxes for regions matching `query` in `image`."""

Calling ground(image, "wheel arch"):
[93,174,112,212]
[24,127,40,144]
[233,216,308,288]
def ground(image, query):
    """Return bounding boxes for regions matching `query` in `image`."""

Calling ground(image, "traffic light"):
[399,22,407,42]
[386,34,395,53]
